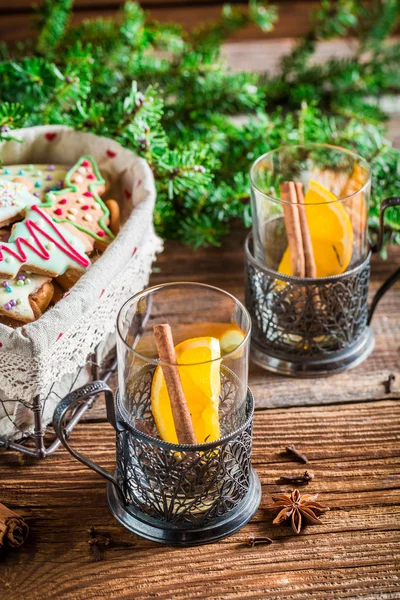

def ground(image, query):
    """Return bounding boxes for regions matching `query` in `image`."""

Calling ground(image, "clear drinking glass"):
[116,282,251,440]
[250,144,371,276]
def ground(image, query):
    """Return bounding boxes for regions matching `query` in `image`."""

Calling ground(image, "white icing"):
[0,273,51,321]
[0,180,36,223]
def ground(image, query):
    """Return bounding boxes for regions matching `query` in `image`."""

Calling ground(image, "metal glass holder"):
[245,207,400,377]
[53,368,261,547]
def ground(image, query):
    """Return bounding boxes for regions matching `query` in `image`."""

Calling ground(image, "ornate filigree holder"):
[54,366,261,546]
[245,224,400,377]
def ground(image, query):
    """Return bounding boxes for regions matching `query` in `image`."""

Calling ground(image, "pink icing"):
[0,206,90,268]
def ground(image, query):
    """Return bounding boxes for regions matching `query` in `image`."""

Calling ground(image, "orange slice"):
[219,327,246,354]
[151,337,221,444]
[340,163,367,237]
[278,180,353,277]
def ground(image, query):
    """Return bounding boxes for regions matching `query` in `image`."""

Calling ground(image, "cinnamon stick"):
[0,503,29,549]
[153,324,197,445]
[295,182,317,279]
[280,182,305,277]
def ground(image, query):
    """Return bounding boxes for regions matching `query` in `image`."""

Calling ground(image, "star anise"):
[266,489,329,535]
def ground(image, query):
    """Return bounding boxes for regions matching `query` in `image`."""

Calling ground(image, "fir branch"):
[0,102,27,142]
[359,0,400,52]
[0,0,399,249]
[192,2,277,52]
[35,0,73,55]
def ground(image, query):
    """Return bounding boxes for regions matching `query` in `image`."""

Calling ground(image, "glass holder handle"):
[53,381,123,496]
[368,196,400,324]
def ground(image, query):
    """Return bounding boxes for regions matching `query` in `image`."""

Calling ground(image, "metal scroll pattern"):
[116,366,252,526]
[245,258,370,357]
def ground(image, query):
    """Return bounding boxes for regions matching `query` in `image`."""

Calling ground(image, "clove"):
[88,527,111,561]
[88,526,136,561]
[384,373,395,394]
[285,444,308,464]
[277,471,314,485]
[246,534,273,547]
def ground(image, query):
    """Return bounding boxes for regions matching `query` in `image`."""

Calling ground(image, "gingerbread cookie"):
[0,314,25,328]
[104,199,120,235]
[0,205,90,278]
[0,180,37,227]
[0,272,54,323]
[50,281,66,305]
[0,164,70,202]
[41,156,115,252]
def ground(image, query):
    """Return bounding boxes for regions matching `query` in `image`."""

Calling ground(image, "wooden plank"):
[222,38,359,74]
[0,2,319,43]
[0,400,399,599]
[0,0,234,6]
[1,0,213,6]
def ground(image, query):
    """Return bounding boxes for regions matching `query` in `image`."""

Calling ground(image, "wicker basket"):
[0,126,162,455]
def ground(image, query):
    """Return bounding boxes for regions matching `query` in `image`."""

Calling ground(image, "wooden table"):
[1,34,400,598]
[0,223,399,599]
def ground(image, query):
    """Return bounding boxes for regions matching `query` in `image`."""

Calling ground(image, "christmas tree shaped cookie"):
[40,156,115,252]
[0,205,90,279]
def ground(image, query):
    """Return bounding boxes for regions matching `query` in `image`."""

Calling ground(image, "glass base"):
[251,327,375,377]
[107,469,261,547]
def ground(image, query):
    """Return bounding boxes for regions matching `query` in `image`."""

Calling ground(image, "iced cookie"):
[105,199,120,235]
[0,272,54,323]
[0,164,70,202]
[50,281,66,305]
[0,205,90,278]
[0,314,24,328]
[93,199,121,252]
[41,156,115,252]
[0,180,37,227]
[0,228,11,242]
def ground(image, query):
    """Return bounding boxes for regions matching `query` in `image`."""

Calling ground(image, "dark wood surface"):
[0,230,399,600]
[0,36,400,599]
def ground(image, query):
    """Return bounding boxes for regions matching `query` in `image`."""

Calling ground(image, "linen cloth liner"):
[0,126,162,440]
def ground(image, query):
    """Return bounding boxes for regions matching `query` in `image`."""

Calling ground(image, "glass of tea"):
[54,282,261,546]
[246,143,399,376]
